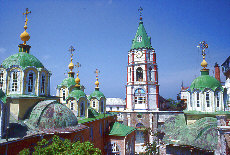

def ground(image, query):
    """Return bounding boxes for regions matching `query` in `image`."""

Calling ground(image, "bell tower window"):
[149,66,152,81]
[0,71,4,89]
[134,88,146,104]
[136,67,143,82]
[137,35,142,42]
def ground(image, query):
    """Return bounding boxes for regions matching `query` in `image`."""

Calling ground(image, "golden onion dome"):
[20,28,30,45]
[75,73,80,86]
[68,62,74,71]
[95,78,99,88]
[201,59,208,68]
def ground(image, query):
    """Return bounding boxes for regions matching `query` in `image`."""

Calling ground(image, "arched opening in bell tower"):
[136,67,143,81]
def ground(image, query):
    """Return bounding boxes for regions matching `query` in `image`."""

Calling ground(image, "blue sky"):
[0,0,230,99]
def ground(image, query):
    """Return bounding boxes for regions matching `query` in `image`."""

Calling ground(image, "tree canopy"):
[19,135,102,155]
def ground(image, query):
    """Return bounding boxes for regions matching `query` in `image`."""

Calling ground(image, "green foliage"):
[19,135,102,155]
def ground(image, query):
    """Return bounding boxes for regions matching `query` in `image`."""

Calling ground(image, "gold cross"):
[197,41,208,57]
[138,7,143,19]
[75,62,81,73]
[68,46,75,60]
[23,8,31,26]
[95,69,100,77]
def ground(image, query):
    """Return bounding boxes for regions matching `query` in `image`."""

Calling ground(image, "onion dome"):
[57,77,76,89]
[20,26,30,45]
[190,70,223,92]
[68,87,87,101]
[1,52,44,69]
[26,100,78,130]
[89,77,105,100]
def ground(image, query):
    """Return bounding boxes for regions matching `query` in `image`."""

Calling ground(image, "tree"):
[19,135,102,155]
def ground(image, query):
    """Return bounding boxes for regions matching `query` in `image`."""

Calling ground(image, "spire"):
[68,46,75,78]
[75,62,81,88]
[19,8,31,53]
[131,7,151,50]
[197,41,209,75]
[94,69,100,90]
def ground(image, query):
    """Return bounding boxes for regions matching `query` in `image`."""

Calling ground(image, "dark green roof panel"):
[1,52,44,69]
[131,21,152,49]
[109,122,136,136]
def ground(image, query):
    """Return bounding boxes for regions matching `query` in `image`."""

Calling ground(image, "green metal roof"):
[68,88,87,101]
[1,52,44,69]
[131,21,152,49]
[58,77,76,88]
[190,71,223,92]
[109,122,136,136]
[162,114,217,151]
[27,100,78,130]
[0,89,6,103]
[88,88,105,100]
[88,107,99,118]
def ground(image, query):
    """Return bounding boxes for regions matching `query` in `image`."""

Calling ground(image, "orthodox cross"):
[197,41,208,57]
[138,7,143,20]
[68,46,75,60]
[23,8,31,26]
[75,62,81,73]
[95,69,100,77]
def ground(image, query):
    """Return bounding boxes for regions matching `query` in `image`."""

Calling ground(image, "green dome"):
[88,88,105,100]
[190,74,223,92]
[58,77,76,88]
[68,88,86,101]
[1,52,44,69]
[27,100,78,130]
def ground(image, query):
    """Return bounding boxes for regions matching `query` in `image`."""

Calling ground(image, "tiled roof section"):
[57,77,76,88]
[109,122,136,136]
[88,89,105,100]
[190,75,223,92]
[131,21,152,49]
[162,114,218,151]
[106,98,126,106]
[1,52,44,69]
[27,100,78,130]
[0,89,6,103]
[68,89,87,101]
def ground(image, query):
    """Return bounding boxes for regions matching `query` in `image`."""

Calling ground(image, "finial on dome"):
[20,8,31,45]
[94,69,100,89]
[138,7,143,21]
[75,62,81,87]
[197,41,208,69]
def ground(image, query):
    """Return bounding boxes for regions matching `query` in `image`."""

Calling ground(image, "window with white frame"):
[41,73,46,94]
[0,70,4,89]
[100,100,104,113]
[111,142,120,154]
[11,70,20,92]
[134,88,146,104]
[216,92,220,107]
[27,71,36,93]
[206,92,210,107]
[93,101,95,107]
[136,130,145,144]
[137,35,142,42]
[80,101,85,116]
[197,93,200,107]
[136,67,143,82]
[62,89,66,101]
[70,101,74,110]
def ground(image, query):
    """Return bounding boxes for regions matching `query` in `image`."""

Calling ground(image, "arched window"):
[197,93,200,107]
[206,92,210,107]
[134,88,146,104]
[80,101,85,116]
[40,73,46,94]
[70,101,74,110]
[149,66,152,81]
[11,69,20,93]
[100,100,104,113]
[129,68,131,82]
[136,123,144,128]
[93,101,95,107]
[62,89,66,101]
[136,67,143,81]
[216,91,220,107]
[0,70,4,89]
[136,130,145,144]
[26,70,36,94]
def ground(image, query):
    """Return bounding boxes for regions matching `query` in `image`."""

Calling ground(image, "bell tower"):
[126,8,159,111]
